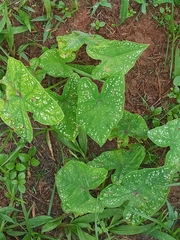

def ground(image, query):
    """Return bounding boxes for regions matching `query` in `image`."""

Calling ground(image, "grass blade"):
[120,0,129,24]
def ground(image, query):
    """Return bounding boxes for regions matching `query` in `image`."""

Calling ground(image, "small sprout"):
[91,20,106,30]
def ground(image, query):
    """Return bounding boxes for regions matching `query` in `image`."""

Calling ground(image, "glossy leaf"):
[55,160,107,215]
[100,167,172,225]
[148,119,180,172]
[77,73,125,146]
[38,49,73,77]
[88,144,145,184]
[109,110,148,146]
[87,40,148,79]
[0,57,64,142]
[52,74,80,141]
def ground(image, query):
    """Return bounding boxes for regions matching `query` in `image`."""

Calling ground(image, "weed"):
[33,0,78,43]
[152,2,180,77]
[91,19,106,30]
[0,1,33,56]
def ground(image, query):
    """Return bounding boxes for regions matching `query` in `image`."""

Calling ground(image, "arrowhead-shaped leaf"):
[55,160,107,215]
[88,144,145,184]
[148,119,180,172]
[77,73,125,146]
[86,40,148,79]
[0,57,64,142]
[100,167,172,225]
[57,31,148,80]
[52,74,80,141]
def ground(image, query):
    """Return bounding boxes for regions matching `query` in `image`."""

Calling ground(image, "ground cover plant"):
[0,1,180,240]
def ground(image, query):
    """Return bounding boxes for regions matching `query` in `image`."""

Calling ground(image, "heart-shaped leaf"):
[88,144,145,184]
[77,73,125,146]
[52,74,80,141]
[109,110,148,146]
[0,57,64,142]
[86,40,148,79]
[55,160,107,215]
[100,167,172,225]
[148,119,180,172]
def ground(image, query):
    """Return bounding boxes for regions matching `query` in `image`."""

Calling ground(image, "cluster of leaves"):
[0,31,180,239]
[0,142,39,196]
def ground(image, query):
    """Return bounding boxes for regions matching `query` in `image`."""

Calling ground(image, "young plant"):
[0,142,39,200]
[90,20,106,30]
[33,0,78,42]
[2,31,180,239]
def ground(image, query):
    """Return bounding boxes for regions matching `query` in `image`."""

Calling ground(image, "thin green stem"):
[47,182,56,216]
[46,79,67,90]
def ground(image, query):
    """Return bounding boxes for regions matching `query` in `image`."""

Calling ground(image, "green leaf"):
[174,44,180,77]
[30,157,40,167]
[149,229,176,240]
[72,208,123,224]
[0,233,6,240]
[18,184,26,193]
[57,31,104,62]
[148,119,180,172]
[120,0,129,24]
[28,146,36,157]
[38,49,73,77]
[77,73,125,146]
[1,26,28,35]
[22,215,53,228]
[88,144,145,184]
[100,0,112,8]
[173,76,180,86]
[18,9,31,32]
[0,57,64,142]
[109,223,154,235]
[16,163,26,171]
[52,74,80,141]
[0,15,6,32]
[18,153,30,162]
[43,0,52,19]
[109,110,148,145]
[6,162,15,170]
[55,160,107,215]
[18,172,25,180]
[0,154,8,165]
[0,213,15,223]
[100,167,172,225]
[87,40,148,79]
[42,218,62,233]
